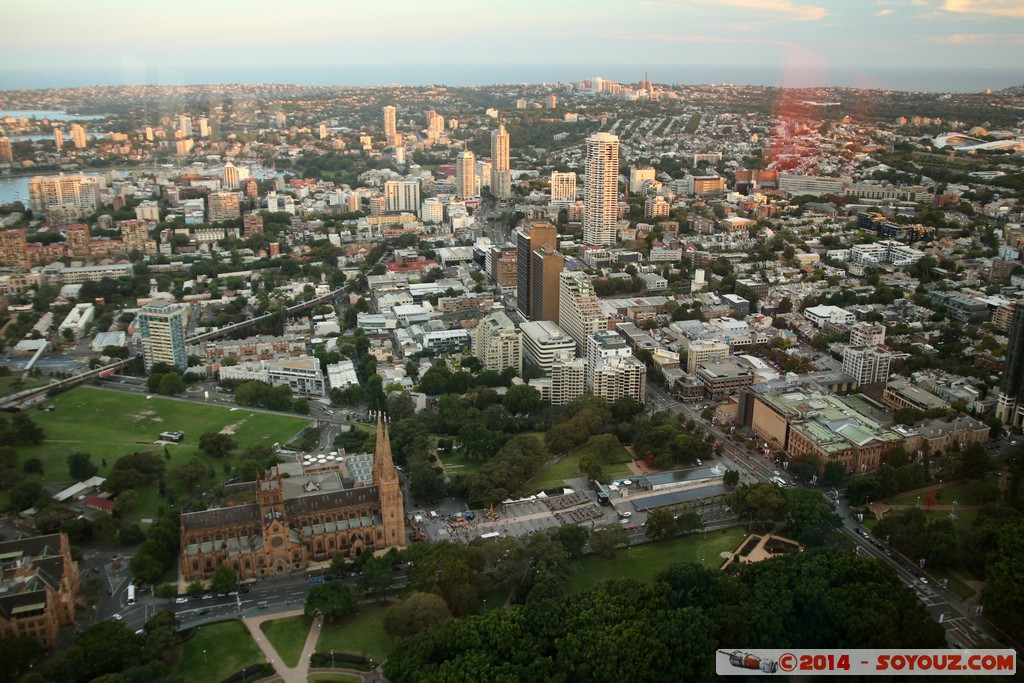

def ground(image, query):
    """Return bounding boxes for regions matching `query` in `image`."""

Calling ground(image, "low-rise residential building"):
[882,379,949,412]
[220,356,326,397]
[695,357,755,400]
[681,337,730,375]
[804,305,855,329]
[842,346,893,385]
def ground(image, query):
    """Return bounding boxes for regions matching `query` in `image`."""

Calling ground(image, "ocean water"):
[0,176,29,206]
[0,110,106,121]
[0,64,1020,93]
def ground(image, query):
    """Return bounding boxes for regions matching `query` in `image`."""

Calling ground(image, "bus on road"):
[127,584,135,606]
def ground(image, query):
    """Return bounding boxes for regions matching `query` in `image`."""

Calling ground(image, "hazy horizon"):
[0,64,1021,94]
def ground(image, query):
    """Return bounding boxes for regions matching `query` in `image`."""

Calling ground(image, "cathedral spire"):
[374,412,398,485]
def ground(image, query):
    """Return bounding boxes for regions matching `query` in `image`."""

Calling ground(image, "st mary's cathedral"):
[179,416,405,582]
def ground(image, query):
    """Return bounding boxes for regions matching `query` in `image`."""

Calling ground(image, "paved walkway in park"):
[243,608,320,683]
[243,609,387,683]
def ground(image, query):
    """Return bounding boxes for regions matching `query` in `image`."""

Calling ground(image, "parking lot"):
[420,489,625,543]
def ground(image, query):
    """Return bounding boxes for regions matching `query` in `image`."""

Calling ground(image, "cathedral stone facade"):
[180,417,405,582]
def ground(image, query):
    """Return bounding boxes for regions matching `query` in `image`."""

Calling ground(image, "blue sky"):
[4,0,1023,76]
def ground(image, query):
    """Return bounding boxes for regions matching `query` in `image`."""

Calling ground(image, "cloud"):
[714,0,828,21]
[875,8,895,14]
[925,33,1024,43]
[641,0,827,21]
[628,32,782,45]
[942,0,1024,16]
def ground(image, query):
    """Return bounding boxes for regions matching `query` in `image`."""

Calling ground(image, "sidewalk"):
[243,609,386,683]
[242,608,320,683]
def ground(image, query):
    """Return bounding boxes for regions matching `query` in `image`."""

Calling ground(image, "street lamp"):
[203,649,207,664]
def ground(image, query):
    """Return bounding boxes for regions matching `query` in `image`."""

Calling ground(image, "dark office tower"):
[998,304,1024,427]
[515,222,558,320]
[530,246,564,323]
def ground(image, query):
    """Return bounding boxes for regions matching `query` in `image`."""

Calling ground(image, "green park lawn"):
[529,438,634,492]
[437,449,483,477]
[566,527,747,593]
[0,372,49,398]
[886,476,999,507]
[4,387,311,515]
[309,675,362,683]
[260,615,313,668]
[316,604,392,664]
[174,620,267,682]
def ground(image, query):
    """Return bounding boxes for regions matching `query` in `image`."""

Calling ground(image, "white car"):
[112,613,123,621]
[620,511,632,518]
[175,597,189,604]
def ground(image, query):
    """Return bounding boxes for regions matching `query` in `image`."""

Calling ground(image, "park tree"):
[0,634,42,681]
[358,555,394,596]
[209,564,238,594]
[502,384,543,416]
[0,413,46,445]
[199,432,237,459]
[42,620,143,683]
[784,487,842,545]
[589,434,622,463]
[554,524,589,559]
[157,371,185,395]
[9,480,45,511]
[386,391,417,421]
[722,469,740,487]
[578,453,605,483]
[265,384,293,411]
[590,524,628,559]
[676,511,705,535]
[114,489,140,515]
[822,461,847,487]
[129,552,165,585]
[22,457,43,475]
[305,581,357,621]
[382,592,452,638]
[235,380,269,407]
[645,508,679,541]
[731,482,788,526]
[293,397,310,415]
[68,451,98,481]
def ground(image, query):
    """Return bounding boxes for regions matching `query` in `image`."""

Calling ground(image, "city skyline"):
[2,1,1023,91]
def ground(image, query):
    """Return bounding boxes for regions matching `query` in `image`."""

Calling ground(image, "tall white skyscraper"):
[53,128,62,153]
[384,178,421,215]
[222,162,248,190]
[383,106,397,137]
[559,271,608,353]
[490,124,512,199]
[550,171,577,206]
[139,301,187,372]
[178,115,192,136]
[455,150,476,200]
[583,132,620,246]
